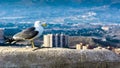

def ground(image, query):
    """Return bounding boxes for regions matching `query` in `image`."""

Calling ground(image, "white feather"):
[33,21,44,39]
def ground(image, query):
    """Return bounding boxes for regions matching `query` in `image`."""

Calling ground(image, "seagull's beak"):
[41,23,47,27]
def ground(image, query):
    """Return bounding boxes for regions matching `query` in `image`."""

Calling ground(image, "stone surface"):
[0,47,120,68]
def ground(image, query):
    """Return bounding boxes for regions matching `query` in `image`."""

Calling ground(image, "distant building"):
[76,43,94,50]
[43,34,52,47]
[76,43,83,50]
[43,34,69,48]
[94,46,102,49]
[82,46,88,50]
[101,26,109,31]
[0,28,4,43]
[113,48,120,55]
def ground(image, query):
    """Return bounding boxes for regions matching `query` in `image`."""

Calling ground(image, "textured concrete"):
[0,47,120,68]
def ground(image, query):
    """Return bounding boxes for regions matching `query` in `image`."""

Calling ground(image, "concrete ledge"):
[0,47,120,68]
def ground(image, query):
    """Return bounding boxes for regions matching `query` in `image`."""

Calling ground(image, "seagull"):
[6,21,47,48]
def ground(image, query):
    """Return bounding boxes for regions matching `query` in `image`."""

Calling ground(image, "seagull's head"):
[34,21,47,28]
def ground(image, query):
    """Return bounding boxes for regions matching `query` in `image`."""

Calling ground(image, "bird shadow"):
[32,47,51,51]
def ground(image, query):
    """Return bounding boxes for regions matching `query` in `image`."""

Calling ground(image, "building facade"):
[76,43,83,50]
[76,43,94,50]
[43,34,68,48]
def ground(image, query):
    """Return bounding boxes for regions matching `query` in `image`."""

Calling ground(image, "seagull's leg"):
[31,40,35,48]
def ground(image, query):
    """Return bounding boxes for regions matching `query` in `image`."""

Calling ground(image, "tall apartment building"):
[43,34,68,48]
[0,28,4,43]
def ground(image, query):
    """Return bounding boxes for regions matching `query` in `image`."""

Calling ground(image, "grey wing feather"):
[22,27,35,33]
[14,27,38,40]
[14,31,39,40]
[23,31,39,39]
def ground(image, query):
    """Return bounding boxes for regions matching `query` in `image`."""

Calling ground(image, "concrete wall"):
[0,47,120,68]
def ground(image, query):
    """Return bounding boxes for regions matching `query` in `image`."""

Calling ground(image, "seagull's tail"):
[5,38,16,44]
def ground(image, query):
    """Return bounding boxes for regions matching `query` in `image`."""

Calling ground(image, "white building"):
[43,34,69,48]
[101,26,109,31]
[76,43,83,50]
[43,34,52,47]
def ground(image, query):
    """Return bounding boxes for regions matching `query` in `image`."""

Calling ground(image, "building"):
[76,43,94,50]
[43,34,52,47]
[43,34,69,48]
[101,26,109,31]
[106,46,113,50]
[94,46,103,50]
[0,28,4,43]
[82,46,88,50]
[113,48,120,55]
[76,43,88,50]
[76,43,83,50]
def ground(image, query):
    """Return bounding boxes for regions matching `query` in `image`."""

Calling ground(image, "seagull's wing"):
[22,27,35,33]
[13,27,39,40]
[13,31,39,40]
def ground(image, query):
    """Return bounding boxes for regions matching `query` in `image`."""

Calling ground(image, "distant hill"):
[68,36,119,48]
[68,36,97,48]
